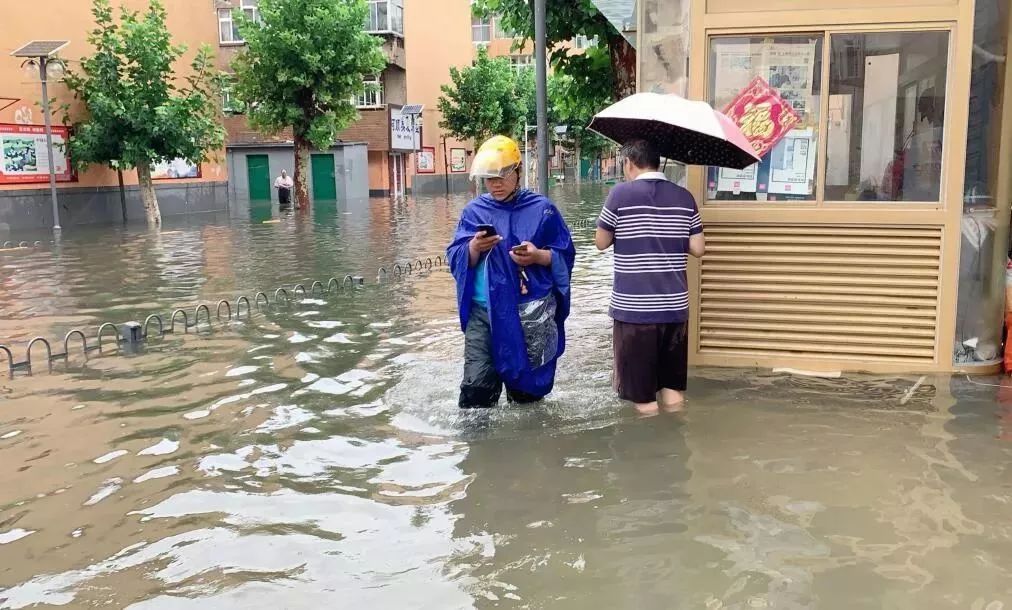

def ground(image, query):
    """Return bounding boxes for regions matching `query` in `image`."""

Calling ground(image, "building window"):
[574,35,598,49]
[472,16,491,45]
[218,9,240,44]
[356,76,384,108]
[510,55,533,73]
[366,0,403,35]
[825,31,949,202]
[495,16,515,40]
[218,0,259,45]
[707,31,950,204]
[222,85,240,114]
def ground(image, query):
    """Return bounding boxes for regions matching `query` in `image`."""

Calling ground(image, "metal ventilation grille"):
[699,224,942,363]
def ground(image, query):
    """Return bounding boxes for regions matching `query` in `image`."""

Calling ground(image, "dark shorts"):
[613,320,688,404]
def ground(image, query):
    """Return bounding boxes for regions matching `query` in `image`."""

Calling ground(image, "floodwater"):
[1,188,1010,609]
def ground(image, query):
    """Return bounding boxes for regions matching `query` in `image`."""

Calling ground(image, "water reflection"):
[1,191,1011,609]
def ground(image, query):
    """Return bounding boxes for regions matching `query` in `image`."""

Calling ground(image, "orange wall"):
[404,0,476,182]
[368,151,389,191]
[0,0,226,190]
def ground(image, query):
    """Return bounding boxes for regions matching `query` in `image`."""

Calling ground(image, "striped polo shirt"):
[597,172,703,324]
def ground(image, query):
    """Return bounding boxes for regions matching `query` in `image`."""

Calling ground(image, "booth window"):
[707,31,950,205]
[707,35,823,202]
[825,32,949,202]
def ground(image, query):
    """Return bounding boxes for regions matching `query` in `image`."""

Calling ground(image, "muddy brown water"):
[1,189,1010,609]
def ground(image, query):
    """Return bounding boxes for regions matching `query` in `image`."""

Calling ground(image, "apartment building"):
[215,0,414,198]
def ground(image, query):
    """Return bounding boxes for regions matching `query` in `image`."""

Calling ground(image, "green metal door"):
[246,155,271,201]
[311,154,337,201]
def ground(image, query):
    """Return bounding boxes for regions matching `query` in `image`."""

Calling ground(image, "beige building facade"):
[0,0,229,230]
[215,0,408,197]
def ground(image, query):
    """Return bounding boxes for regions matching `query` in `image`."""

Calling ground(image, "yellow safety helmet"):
[469,135,522,180]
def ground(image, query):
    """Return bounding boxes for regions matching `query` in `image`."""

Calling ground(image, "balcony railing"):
[365,0,403,36]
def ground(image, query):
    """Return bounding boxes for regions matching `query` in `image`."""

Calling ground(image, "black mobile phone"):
[476,224,497,237]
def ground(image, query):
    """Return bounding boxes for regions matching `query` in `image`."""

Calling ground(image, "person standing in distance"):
[274,170,294,206]
[596,139,705,415]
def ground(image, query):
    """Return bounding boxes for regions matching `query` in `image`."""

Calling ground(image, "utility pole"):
[533,0,549,196]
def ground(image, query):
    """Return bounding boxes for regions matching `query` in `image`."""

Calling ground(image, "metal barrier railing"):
[0,224,599,378]
[0,253,451,379]
[0,215,601,378]
[0,240,46,250]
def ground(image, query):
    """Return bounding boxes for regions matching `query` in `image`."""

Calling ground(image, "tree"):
[64,0,225,225]
[438,48,531,146]
[232,0,386,209]
[473,0,636,100]
[549,72,613,183]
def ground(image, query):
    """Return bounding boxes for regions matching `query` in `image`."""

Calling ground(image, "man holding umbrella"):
[595,140,704,414]
[589,93,759,414]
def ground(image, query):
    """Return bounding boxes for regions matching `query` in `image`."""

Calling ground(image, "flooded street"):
[1,188,1010,609]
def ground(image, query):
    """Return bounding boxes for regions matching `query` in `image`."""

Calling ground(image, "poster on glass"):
[709,35,819,201]
[768,129,816,196]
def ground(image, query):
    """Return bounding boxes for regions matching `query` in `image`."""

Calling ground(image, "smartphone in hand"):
[511,244,529,255]
[476,224,497,238]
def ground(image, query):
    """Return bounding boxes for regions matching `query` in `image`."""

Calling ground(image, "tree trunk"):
[136,159,161,226]
[293,134,311,210]
[607,32,637,100]
[117,169,127,223]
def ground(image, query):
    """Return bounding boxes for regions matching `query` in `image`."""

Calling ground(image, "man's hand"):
[468,231,502,266]
[509,241,552,267]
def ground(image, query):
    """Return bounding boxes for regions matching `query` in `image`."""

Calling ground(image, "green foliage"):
[473,0,626,98]
[549,72,613,159]
[63,0,225,171]
[231,0,386,148]
[438,48,531,144]
[514,66,539,136]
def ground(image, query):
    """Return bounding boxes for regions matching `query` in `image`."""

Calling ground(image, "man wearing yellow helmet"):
[446,135,576,408]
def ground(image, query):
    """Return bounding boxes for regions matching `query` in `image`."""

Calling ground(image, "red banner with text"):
[0,123,75,184]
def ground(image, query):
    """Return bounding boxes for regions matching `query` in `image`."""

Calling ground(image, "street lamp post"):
[523,124,535,190]
[37,57,61,231]
[12,40,69,233]
[533,0,550,196]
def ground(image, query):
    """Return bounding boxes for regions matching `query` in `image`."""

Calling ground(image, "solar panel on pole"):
[11,41,69,58]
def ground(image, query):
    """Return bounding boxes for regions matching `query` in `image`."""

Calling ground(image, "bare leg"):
[634,401,660,416]
[659,389,685,413]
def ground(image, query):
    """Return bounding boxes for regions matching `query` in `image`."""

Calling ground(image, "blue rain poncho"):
[447,190,576,398]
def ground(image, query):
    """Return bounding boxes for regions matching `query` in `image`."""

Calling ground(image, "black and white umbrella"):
[588,93,761,170]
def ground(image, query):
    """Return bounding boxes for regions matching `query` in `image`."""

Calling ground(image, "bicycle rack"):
[216,300,232,322]
[64,329,89,360]
[236,296,252,318]
[26,337,53,374]
[170,309,190,333]
[97,324,121,354]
